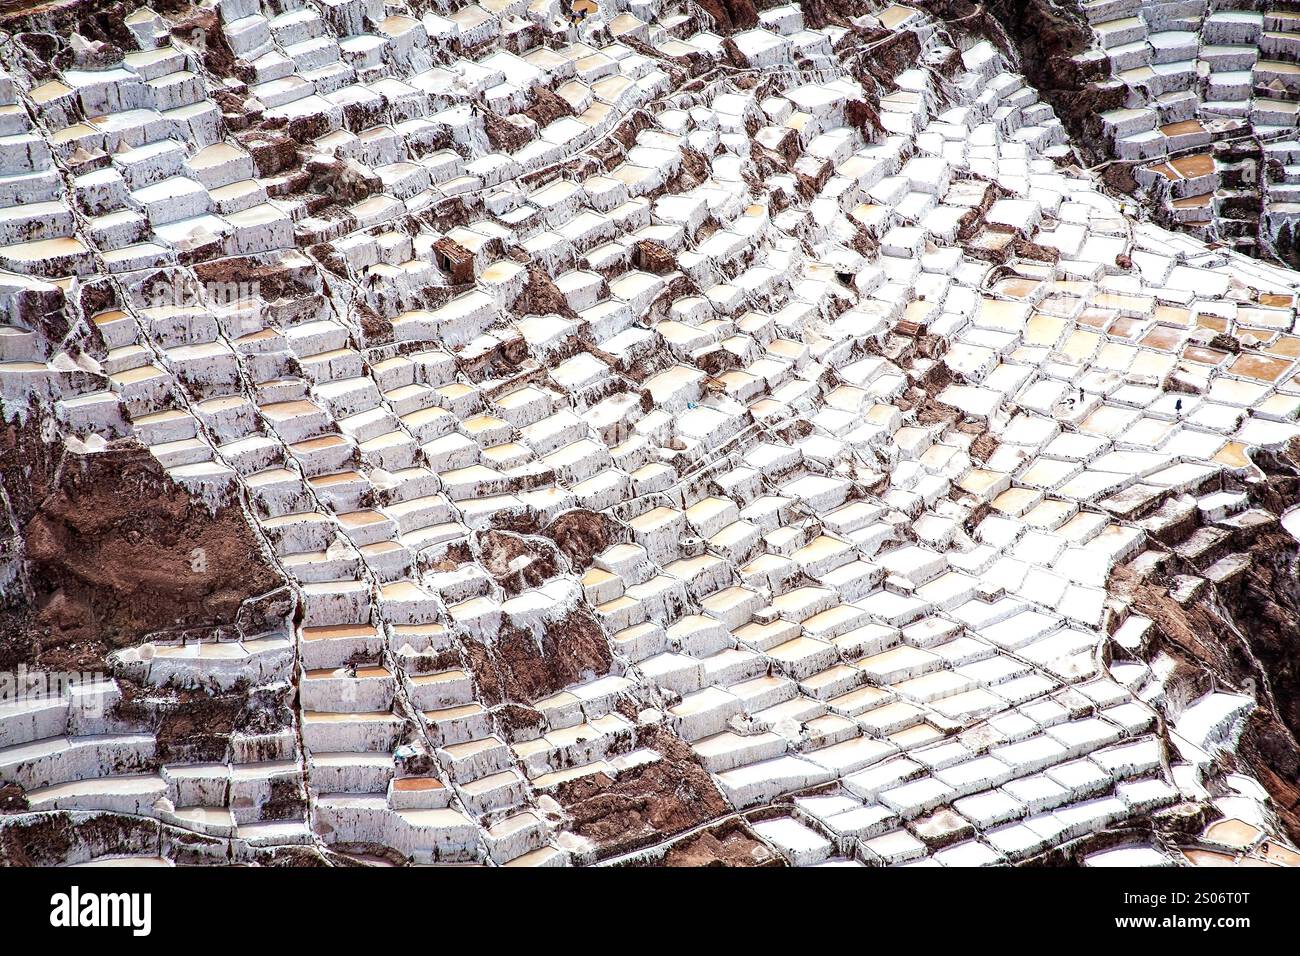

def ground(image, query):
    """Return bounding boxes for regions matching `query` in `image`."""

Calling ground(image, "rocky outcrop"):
[662,823,783,866]
[1110,456,1300,845]
[555,725,733,859]
[0,416,285,672]
[467,609,611,706]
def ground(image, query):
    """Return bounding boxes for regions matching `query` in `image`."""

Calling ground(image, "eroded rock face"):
[112,680,296,766]
[0,418,284,672]
[1121,526,1300,845]
[0,811,160,868]
[0,810,333,867]
[555,726,732,859]
[539,509,619,572]
[661,824,781,866]
[1108,451,1300,845]
[695,0,759,33]
[974,0,1300,265]
[476,530,564,594]
[467,609,611,706]
[514,267,578,319]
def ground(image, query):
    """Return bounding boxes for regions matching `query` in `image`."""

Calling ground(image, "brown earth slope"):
[0,414,285,672]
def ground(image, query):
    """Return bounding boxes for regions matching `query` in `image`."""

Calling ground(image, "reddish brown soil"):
[800,0,873,29]
[540,509,618,571]
[163,703,241,763]
[0,811,158,867]
[913,394,960,426]
[466,608,611,705]
[659,146,712,197]
[113,680,294,764]
[357,301,395,347]
[514,266,577,319]
[1,1,164,65]
[695,348,739,376]
[494,702,547,740]
[234,127,301,177]
[1209,332,1242,354]
[476,530,562,594]
[1111,513,1300,844]
[304,156,381,204]
[483,110,531,154]
[0,419,283,672]
[969,430,1000,464]
[694,0,757,32]
[851,26,923,85]
[555,725,733,859]
[663,824,782,866]
[1012,236,1061,263]
[523,85,574,128]
[193,256,316,300]
[0,783,27,814]
[1101,162,1139,195]
[844,97,882,138]
[1210,526,1300,840]
[426,541,473,573]
[171,8,243,80]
